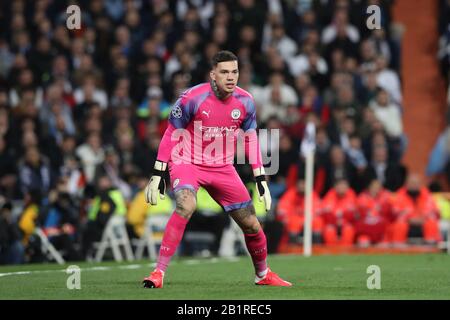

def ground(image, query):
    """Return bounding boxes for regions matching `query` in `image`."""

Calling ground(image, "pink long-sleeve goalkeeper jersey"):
[156,82,263,168]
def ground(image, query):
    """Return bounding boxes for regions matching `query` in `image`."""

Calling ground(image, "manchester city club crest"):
[231,109,241,119]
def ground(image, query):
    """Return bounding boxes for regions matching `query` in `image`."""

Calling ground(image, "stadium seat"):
[94,215,134,262]
[134,215,170,260]
[34,227,65,265]
[218,217,250,257]
[438,221,450,254]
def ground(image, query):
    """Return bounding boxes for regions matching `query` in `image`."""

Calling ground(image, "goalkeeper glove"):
[145,160,167,205]
[253,167,272,212]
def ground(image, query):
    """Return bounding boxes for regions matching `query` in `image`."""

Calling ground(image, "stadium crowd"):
[0,0,448,265]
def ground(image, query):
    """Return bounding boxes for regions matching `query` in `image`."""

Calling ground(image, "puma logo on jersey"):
[202,110,211,118]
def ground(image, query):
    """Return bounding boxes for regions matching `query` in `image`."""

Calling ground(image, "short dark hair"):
[211,50,238,68]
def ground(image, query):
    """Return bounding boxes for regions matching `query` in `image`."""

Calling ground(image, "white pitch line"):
[0,271,31,277]
[223,257,240,262]
[118,264,142,270]
[89,266,111,271]
[0,258,239,278]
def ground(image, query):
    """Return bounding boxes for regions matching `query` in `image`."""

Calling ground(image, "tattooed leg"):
[174,188,197,220]
[229,204,261,234]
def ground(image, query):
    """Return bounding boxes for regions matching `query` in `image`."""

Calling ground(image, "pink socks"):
[244,229,268,277]
[156,212,189,272]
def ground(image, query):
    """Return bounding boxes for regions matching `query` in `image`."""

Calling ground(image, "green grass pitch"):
[0,254,449,300]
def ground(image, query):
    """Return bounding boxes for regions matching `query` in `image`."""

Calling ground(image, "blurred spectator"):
[116,129,147,171]
[298,85,330,125]
[268,133,299,200]
[314,126,332,175]
[429,181,450,242]
[369,88,403,139]
[291,9,318,44]
[321,178,357,245]
[176,0,214,30]
[60,153,86,198]
[322,145,359,195]
[106,53,130,93]
[364,145,406,192]
[258,73,298,124]
[9,68,44,109]
[110,78,133,109]
[355,178,392,246]
[28,36,53,86]
[18,189,44,262]
[321,8,360,45]
[164,41,188,82]
[374,55,402,105]
[329,115,357,150]
[74,75,108,110]
[81,175,126,259]
[360,70,379,106]
[369,28,392,66]
[73,54,104,88]
[332,84,363,123]
[40,84,76,143]
[41,180,80,261]
[76,132,105,184]
[18,147,54,196]
[48,55,72,90]
[127,176,172,239]
[94,145,132,200]
[0,39,15,79]
[263,22,298,62]
[428,181,450,245]
[0,134,18,199]
[346,134,368,171]
[277,178,323,244]
[0,200,25,264]
[258,116,281,163]
[230,0,266,47]
[390,174,441,245]
[237,63,263,100]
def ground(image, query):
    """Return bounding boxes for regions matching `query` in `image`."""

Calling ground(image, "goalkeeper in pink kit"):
[142,51,292,288]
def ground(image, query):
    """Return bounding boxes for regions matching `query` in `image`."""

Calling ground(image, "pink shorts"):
[168,163,252,212]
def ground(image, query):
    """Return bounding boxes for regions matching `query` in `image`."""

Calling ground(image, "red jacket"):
[391,187,439,221]
[357,189,393,222]
[321,188,357,226]
[277,188,321,223]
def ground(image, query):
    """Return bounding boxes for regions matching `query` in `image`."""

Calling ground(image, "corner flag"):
[301,122,316,257]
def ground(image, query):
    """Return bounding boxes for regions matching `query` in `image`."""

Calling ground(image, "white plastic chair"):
[218,217,249,257]
[134,215,170,260]
[34,228,65,265]
[94,215,134,262]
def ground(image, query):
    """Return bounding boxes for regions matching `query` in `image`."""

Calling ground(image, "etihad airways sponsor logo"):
[198,125,238,138]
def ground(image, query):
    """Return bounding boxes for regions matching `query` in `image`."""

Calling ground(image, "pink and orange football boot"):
[255,269,292,287]
[142,269,164,288]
